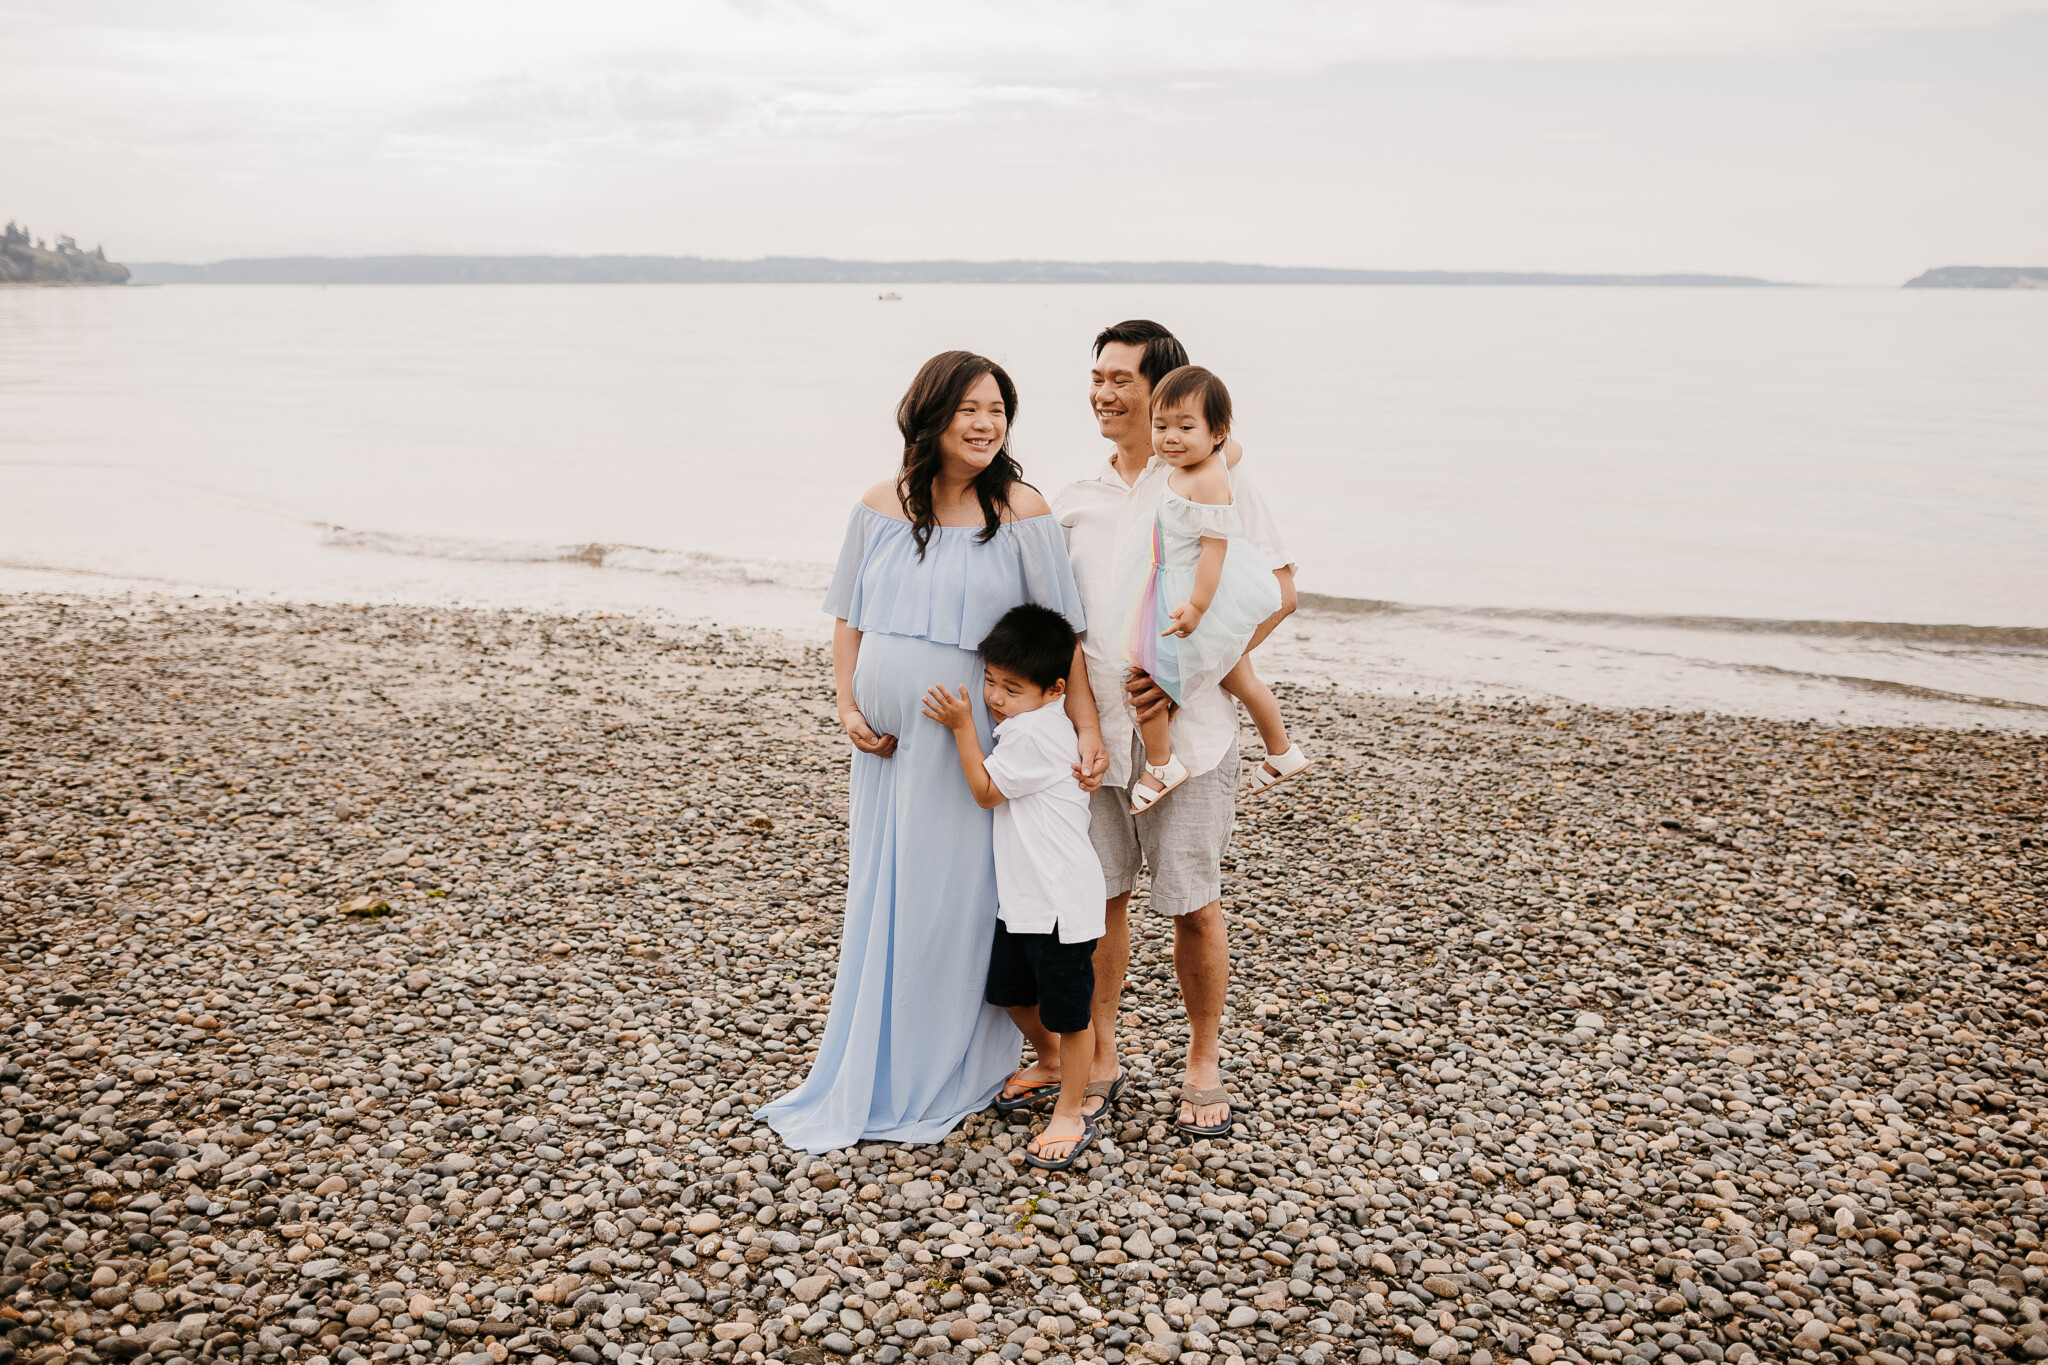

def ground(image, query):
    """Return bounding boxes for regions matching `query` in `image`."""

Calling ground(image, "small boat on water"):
[877,291,902,301]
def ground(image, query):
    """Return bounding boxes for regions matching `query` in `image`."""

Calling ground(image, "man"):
[1050,319,1296,1135]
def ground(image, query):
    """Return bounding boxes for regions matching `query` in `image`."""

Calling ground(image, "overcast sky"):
[5,0,2045,283]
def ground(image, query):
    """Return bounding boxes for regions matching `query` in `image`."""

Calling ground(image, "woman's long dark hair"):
[895,350,1022,558]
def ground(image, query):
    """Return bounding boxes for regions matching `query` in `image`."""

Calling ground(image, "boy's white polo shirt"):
[981,702,1105,944]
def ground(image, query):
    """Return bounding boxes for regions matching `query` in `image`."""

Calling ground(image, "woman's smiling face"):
[938,372,1007,477]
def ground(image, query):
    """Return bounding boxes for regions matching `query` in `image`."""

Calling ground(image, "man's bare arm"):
[1064,642,1108,790]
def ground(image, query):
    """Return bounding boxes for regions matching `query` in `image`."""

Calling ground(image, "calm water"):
[2,283,2044,726]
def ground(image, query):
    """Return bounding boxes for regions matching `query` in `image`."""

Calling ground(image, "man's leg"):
[1171,901,1230,1130]
[1085,893,1131,1119]
[1135,741,1239,1133]
[1084,778,1142,1122]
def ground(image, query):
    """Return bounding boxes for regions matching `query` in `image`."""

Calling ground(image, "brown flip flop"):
[1082,1071,1126,1120]
[1177,1082,1233,1138]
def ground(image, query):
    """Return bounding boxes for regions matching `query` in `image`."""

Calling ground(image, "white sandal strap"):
[1130,757,1188,812]
[1265,744,1309,775]
[1245,743,1311,792]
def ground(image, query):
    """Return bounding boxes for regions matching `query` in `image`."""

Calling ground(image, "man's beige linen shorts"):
[1088,738,1238,916]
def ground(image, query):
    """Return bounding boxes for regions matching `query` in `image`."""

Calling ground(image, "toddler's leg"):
[1221,655,1291,756]
[1225,656,1314,793]
[1135,699,1173,793]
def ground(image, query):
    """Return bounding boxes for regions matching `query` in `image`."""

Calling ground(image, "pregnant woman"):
[758,351,1098,1154]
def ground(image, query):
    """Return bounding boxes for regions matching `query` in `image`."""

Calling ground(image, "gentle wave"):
[1732,665,2048,712]
[1297,592,2048,649]
[319,530,2047,652]
[319,524,835,593]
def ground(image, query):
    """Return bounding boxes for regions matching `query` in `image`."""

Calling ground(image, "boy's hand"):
[1073,728,1108,793]
[1164,601,1206,637]
[920,684,976,731]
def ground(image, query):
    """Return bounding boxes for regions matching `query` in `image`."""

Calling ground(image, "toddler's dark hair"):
[978,604,1076,692]
[1151,365,1232,442]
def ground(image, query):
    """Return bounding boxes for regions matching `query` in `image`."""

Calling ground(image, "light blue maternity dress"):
[756,504,1087,1154]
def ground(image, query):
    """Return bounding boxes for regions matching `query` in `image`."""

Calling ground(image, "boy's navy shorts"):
[985,919,1098,1033]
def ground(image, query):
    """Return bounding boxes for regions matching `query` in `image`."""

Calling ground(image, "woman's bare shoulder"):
[1004,482,1052,519]
[860,480,908,519]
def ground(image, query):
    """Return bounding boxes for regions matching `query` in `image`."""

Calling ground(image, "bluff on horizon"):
[124,255,1786,287]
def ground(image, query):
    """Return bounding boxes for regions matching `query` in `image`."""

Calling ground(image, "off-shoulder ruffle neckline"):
[856,503,1059,529]
[825,502,1085,648]
[1159,488,1233,508]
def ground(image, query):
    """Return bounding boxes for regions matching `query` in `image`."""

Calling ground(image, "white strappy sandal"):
[1244,742,1312,796]
[1128,755,1190,815]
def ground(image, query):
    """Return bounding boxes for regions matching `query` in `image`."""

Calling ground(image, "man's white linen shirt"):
[1052,457,1294,791]
[981,702,1105,943]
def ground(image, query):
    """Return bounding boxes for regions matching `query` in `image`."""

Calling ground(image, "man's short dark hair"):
[1093,320,1189,393]
[978,604,1076,691]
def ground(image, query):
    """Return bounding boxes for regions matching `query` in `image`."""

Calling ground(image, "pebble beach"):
[3,595,2046,1365]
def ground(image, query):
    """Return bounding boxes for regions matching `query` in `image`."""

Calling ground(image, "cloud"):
[5,0,2043,274]
[389,69,1086,164]
[13,0,2047,155]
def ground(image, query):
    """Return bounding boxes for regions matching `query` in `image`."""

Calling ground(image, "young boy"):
[922,603,1106,1171]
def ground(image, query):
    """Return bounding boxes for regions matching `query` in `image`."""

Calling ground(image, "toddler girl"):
[1117,365,1298,811]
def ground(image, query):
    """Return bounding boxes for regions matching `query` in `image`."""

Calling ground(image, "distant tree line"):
[1904,265,2048,289]
[1,222,130,284]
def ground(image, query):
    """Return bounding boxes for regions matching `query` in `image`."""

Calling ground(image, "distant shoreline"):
[125,254,1791,287]
[1904,265,2048,289]
[1,223,129,285]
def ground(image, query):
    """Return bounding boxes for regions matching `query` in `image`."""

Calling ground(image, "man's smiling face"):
[1090,340,1152,449]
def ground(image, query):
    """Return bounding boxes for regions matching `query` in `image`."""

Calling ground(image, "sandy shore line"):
[2,594,2045,1365]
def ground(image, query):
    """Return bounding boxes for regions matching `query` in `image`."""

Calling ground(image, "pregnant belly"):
[852,632,985,738]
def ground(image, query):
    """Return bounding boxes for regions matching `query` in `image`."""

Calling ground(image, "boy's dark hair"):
[1151,365,1232,442]
[978,604,1076,691]
[1093,319,1189,393]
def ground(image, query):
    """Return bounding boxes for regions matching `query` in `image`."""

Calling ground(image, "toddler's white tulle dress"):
[1117,488,1281,707]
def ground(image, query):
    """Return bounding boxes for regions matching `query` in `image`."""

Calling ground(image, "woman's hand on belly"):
[841,706,898,757]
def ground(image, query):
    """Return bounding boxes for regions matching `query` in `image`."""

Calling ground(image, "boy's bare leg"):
[1220,656,1292,765]
[1029,1024,1096,1161]
[1000,1005,1061,1097]
[1084,895,1130,1119]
